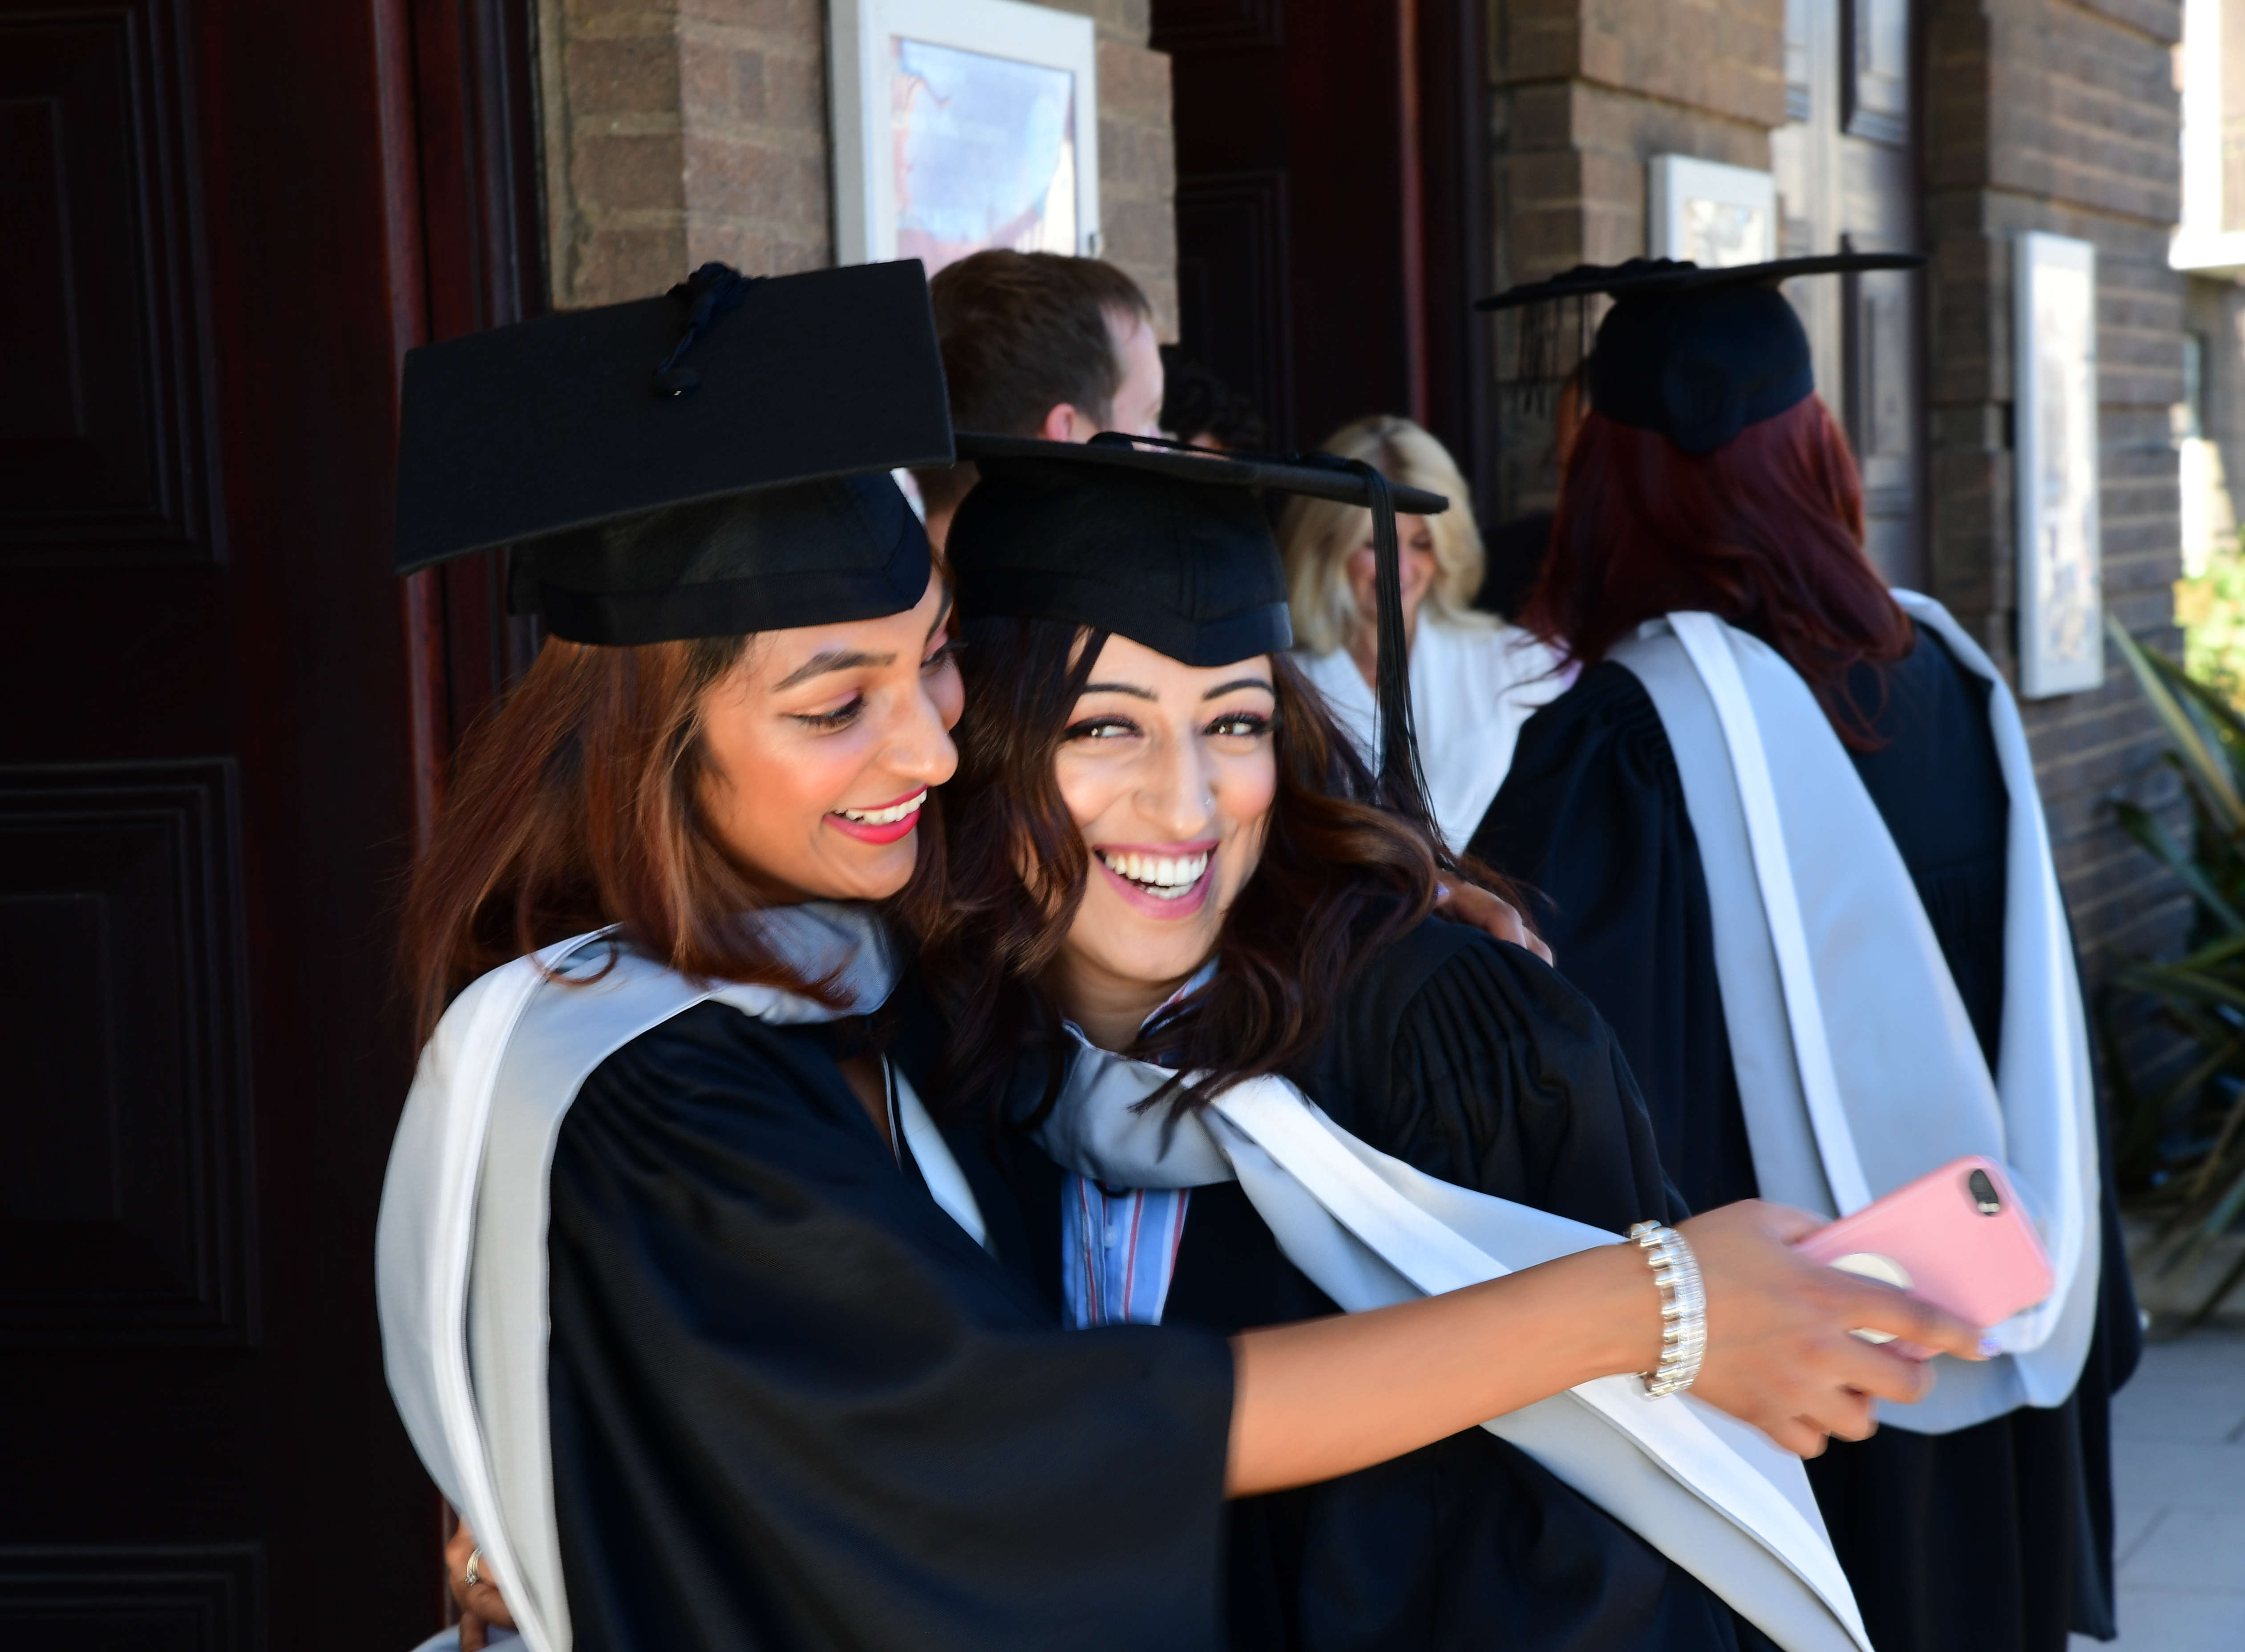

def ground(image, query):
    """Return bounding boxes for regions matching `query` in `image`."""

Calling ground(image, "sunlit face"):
[1106,311,1166,438]
[1343,512,1439,641]
[1051,633,1279,1009]
[697,572,962,903]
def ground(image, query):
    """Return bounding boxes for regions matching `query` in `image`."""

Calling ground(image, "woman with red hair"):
[1472,257,2138,1652]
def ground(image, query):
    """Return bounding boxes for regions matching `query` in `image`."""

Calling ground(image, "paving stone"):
[2086,1584,2245,1649]
[2116,1507,2245,1588]
[2079,1332,2245,1649]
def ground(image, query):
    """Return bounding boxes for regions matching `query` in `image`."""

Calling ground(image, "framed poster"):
[829,0,1100,275]
[2014,231,2103,698]
[1648,155,1776,269]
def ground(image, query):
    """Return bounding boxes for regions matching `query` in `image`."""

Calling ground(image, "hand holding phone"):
[1793,1156,2054,1355]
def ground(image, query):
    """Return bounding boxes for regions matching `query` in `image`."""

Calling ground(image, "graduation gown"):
[1473,623,2142,1652]
[379,915,1235,1652]
[1000,916,1784,1652]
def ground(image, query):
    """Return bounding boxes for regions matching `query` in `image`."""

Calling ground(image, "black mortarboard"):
[1476,253,1924,454]
[392,261,955,644]
[946,432,1450,835]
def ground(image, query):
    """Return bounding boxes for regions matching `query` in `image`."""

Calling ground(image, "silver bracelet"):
[1628,1220,1707,1398]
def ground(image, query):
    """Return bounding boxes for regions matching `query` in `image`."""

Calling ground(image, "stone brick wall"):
[1489,0,1787,510]
[535,0,1176,332]
[1922,0,2192,1069]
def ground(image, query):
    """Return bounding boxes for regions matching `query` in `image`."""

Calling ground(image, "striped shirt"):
[1061,1177,1191,1328]
[1058,971,1208,1330]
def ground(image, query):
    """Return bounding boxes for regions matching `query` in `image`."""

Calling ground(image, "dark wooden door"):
[1153,0,1494,508]
[0,0,535,1646]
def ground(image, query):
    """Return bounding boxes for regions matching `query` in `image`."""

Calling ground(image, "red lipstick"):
[827,788,926,845]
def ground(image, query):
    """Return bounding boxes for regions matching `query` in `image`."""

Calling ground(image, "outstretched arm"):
[1226,1198,1980,1495]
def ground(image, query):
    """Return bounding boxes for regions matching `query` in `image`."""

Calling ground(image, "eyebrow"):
[928,590,954,639]
[774,648,896,689]
[1076,676,1276,704]
[1202,676,1274,701]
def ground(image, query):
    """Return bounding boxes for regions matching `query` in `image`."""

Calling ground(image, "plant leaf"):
[2109,617,2245,834]
[2116,802,2245,932]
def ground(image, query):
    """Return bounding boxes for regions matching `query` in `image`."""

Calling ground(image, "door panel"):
[1154,1,1493,503]
[0,761,251,1347]
[0,0,540,1644]
[0,3,216,566]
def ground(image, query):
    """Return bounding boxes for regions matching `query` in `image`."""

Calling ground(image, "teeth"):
[836,791,925,826]
[1099,849,1209,897]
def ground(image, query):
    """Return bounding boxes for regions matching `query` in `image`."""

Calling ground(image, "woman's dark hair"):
[924,614,1473,1122]
[400,632,946,1041]
[1524,396,1912,747]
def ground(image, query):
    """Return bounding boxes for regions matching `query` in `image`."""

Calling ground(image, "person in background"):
[1158,344,1268,451]
[1281,414,1569,853]
[911,250,1165,545]
[1472,255,2137,1652]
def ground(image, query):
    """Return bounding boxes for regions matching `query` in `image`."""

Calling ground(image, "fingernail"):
[1976,1336,2000,1358]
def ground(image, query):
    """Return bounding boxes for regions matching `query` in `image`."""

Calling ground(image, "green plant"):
[2106,615,2245,1325]
[2177,546,2245,701]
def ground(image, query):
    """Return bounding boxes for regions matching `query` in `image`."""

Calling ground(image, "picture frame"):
[828,0,1100,275]
[2013,231,2103,699]
[1647,155,1776,269]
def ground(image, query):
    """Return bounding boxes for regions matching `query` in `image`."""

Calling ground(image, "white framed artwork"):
[2014,231,2103,699]
[829,0,1100,275]
[1648,155,1776,269]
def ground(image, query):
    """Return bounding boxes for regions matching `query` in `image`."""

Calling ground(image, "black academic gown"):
[544,996,1235,1652]
[1473,623,2143,1652]
[999,917,1780,1652]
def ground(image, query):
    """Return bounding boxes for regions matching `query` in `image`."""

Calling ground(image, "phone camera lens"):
[1967,1168,2002,1215]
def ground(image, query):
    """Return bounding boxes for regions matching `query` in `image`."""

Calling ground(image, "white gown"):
[1298,612,1571,852]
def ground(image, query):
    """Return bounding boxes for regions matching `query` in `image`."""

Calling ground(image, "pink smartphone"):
[1794,1156,2054,1349]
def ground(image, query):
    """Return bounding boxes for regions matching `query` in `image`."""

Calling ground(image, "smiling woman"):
[399,578,962,1037]
[931,433,1990,1652]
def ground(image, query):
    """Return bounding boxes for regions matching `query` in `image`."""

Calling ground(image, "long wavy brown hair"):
[1525,396,1911,747]
[400,633,945,1041]
[923,614,1478,1122]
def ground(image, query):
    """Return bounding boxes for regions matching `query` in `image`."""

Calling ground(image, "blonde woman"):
[1281,415,1569,850]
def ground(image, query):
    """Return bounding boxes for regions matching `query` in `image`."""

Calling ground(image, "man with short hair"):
[914,250,1164,544]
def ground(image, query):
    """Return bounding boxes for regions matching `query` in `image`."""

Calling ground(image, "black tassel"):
[652,263,763,397]
[1339,458,1440,849]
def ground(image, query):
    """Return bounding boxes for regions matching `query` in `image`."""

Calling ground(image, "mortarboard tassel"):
[1339,457,1440,852]
[653,264,764,397]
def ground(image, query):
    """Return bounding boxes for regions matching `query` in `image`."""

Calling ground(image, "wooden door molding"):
[0,760,254,1348]
[0,1546,262,1652]
[0,0,220,568]
[1175,170,1297,447]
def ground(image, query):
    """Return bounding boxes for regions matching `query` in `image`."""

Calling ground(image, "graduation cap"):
[945,432,1451,834]
[1475,253,1925,453]
[392,261,955,644]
